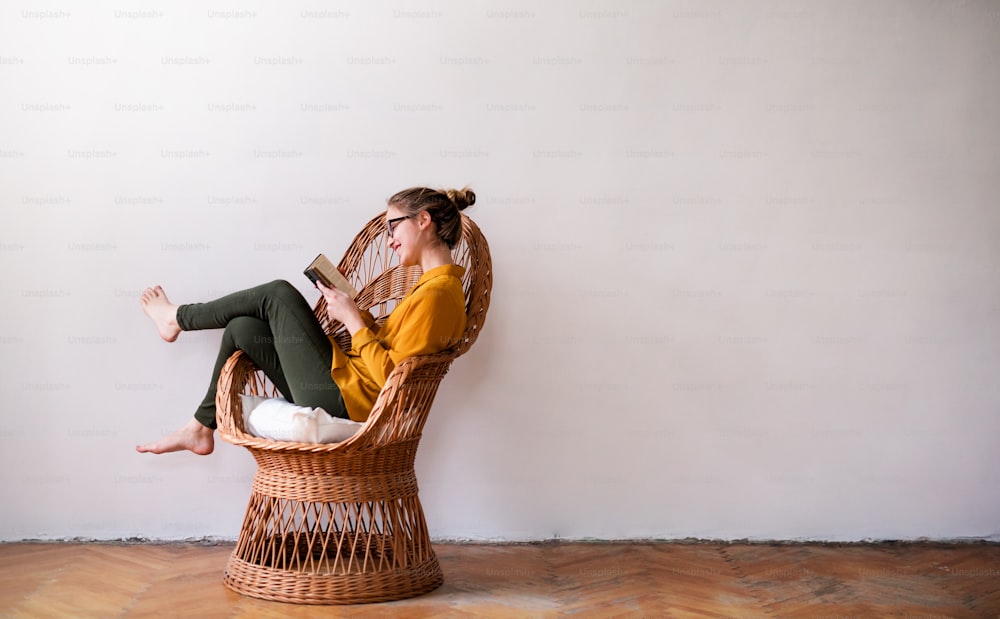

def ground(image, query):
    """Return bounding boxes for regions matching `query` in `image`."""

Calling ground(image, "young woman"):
[136,186,474,455]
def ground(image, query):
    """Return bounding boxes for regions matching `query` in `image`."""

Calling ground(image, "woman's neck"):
[419,243,454,272]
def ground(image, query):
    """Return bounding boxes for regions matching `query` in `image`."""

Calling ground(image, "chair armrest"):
[215,350,269,443]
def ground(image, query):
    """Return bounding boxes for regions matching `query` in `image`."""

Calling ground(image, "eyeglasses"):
[387,214,415,238]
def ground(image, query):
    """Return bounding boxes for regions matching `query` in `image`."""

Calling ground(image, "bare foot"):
[140,285,181,343]
[136,418,215,455]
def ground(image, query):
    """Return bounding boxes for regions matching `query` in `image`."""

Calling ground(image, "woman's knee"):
[262,279,295,295]
[222,316,269,346]
[260,279,302,304]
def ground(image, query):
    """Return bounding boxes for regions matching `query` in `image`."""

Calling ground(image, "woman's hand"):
[315,280,366,335]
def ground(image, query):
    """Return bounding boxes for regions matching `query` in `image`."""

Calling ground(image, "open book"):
[304,254,358,299]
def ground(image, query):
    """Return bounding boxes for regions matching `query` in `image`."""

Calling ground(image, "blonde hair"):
[388,186,476,249]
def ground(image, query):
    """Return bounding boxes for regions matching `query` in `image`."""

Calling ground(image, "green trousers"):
[176,279,348,429]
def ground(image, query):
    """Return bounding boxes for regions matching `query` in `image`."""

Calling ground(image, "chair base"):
[223,546,443,605]
[221,444,444,604]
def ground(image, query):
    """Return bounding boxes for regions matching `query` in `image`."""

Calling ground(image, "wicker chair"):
[214,212,491,604]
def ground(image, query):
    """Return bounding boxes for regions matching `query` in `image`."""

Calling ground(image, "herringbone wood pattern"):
[1,542,997,617]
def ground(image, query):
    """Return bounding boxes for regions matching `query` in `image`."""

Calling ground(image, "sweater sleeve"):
[350,286,464,386]
[360,309,377,332]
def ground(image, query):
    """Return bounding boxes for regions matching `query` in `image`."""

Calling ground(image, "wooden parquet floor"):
[1,541,998,618]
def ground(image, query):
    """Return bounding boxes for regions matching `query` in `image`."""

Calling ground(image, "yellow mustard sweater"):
[330,264,467,421]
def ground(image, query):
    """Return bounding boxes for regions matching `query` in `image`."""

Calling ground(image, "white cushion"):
[239,394,363,443]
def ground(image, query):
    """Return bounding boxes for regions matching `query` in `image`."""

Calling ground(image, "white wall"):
[1,0,998,542]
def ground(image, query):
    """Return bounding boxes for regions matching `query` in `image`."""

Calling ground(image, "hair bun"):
[446,187,476,211]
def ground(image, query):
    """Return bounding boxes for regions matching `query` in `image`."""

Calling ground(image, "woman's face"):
[386,205,422,267]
